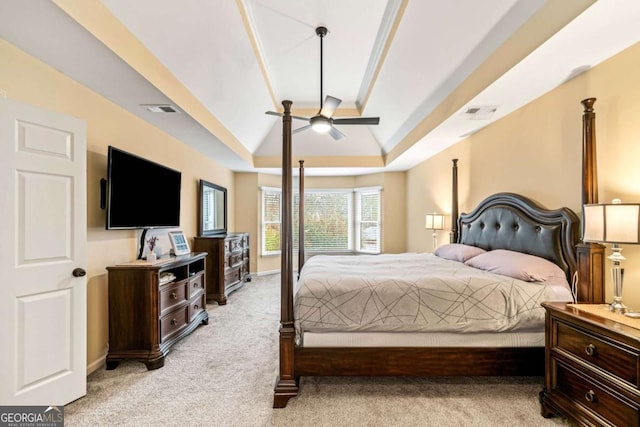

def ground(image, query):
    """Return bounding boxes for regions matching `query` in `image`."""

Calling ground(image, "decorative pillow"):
[464,249,568,286]
[434,244,486,263]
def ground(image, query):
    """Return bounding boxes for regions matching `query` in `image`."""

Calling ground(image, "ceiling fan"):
[266,26,380,141]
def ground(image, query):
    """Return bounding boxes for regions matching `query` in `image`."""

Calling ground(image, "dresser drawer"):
[188,272,205,298]
[241,258,249,276]
[189,293,206,321]
[225,237,242,253]
[159,280,188,314]
[229,252,243,267]
[555,362,640,426]
[160,306,189,342]
[225,265,242,286]
[556,321,640,387]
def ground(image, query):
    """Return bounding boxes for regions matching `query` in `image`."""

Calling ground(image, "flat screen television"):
[106,146,181,229]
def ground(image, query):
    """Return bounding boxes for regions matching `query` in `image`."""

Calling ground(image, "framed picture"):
[168,231,191,256]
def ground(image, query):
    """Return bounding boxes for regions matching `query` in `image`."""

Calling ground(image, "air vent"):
[464,105,498,120]
[141,104,180,113]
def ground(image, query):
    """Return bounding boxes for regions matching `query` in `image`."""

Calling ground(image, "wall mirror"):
[198,179,227,236]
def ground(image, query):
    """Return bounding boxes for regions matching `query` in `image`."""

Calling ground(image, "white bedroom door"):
[0,98,87,405]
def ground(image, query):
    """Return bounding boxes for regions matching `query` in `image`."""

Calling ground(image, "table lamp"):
[425,213,446,250]
[583,200,640,314]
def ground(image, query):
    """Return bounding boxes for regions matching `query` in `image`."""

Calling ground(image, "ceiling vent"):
[464,105,498,120]
[141,104,180,113]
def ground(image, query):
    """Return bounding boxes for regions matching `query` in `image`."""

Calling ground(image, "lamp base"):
[609,298,626,315]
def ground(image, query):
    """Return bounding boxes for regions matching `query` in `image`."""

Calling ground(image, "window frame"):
[355,186,382,254]
[261,187,282,256]
[260,186,382,256]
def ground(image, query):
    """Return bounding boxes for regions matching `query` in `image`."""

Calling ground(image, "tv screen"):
[106,146,181,229]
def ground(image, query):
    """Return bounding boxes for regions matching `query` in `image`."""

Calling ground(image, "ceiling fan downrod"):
[316,26,328,110]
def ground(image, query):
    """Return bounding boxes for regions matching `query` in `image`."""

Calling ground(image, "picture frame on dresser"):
[168,230,190,255]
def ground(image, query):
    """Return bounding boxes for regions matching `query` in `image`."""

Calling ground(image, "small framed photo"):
[168,231,190,256]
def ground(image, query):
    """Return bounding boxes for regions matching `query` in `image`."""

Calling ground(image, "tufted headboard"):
[457,193,580,281]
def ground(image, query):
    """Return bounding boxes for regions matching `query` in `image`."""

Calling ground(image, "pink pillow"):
[435,244,486,263]
[464,249,568,286]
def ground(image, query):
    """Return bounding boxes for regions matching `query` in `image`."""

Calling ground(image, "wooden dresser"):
[106,252,208,370]
[193,232,250,305]
[541,302,640,426]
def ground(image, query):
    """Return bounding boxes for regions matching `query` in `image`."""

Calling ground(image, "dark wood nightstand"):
[540,302,640,426]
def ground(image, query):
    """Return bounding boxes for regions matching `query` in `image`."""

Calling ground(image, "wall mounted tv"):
[106,146,181,229]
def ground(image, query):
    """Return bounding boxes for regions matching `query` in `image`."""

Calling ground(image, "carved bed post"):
[298,160,305,275]
[576,98,605,303]
[451,159,459,243]
[274,100,298,407]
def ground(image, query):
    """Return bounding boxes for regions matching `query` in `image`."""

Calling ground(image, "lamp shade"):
[425,213,445,230]
[583,203,640,244]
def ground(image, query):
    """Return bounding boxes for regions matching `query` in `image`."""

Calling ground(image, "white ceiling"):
[2,0,640,176]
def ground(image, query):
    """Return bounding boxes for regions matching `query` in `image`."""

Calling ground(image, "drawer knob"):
[194,304,199,310]
[171,292,178,300]
[193,282,198,288]
[171,318,178,326]
[585,344,596,356]
[585,389,596,403]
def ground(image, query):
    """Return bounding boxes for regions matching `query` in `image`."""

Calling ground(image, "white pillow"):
[464,249,569,287]
[434,243,486,263]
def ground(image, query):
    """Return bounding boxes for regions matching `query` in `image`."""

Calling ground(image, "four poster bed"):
[273,99,604,408]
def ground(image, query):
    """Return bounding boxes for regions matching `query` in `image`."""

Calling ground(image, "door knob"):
[72,268,86,277]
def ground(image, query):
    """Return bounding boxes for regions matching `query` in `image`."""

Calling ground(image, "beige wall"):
[407,41,640,308]
[1,40,235,373]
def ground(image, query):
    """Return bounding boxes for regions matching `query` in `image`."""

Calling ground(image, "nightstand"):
[540,302,640,426]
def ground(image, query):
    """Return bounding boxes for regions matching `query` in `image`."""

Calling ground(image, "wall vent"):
[141,104,180,113]
[464,105,498,120]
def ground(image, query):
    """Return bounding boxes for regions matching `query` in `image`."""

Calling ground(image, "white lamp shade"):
[425,213,445,230]
[583,203,640,244]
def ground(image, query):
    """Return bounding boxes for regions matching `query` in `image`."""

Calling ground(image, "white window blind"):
[294,190,353,252]
[355,188,381,253]
[261,187,381,255]
[261,188,281,255]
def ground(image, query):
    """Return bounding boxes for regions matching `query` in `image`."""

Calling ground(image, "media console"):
[106,252,208,370]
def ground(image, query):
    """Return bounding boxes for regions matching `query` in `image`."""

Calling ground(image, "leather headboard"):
[457,193,580,281]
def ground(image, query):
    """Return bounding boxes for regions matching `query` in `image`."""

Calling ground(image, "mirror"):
[198,180,227,236]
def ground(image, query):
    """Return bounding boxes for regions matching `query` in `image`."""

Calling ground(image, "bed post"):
[274,100,298,407]
[298,160,305,275]
[451,158,459,243]
[576,98,605,303]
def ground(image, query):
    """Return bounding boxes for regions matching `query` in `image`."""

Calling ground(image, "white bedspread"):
[294,253,572,336]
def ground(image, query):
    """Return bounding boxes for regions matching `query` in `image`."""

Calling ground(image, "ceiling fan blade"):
[266,111,310,122]
[293,125,311,134]
[332,117,380,125]
[320,95,342,118]
[328,126,346,140]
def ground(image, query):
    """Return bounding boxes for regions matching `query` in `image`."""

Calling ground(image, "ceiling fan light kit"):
[310,116,331,133]
[265,26,380,140]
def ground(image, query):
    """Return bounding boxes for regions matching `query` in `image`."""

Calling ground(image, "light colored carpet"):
[65,274,569,427]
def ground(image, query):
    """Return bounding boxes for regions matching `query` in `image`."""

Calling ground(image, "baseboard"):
[87,350,107,375]
[254,269,281,277]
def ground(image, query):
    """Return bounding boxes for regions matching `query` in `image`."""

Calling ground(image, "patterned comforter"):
[294,253,571,336]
